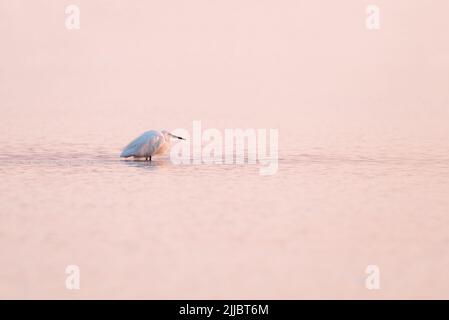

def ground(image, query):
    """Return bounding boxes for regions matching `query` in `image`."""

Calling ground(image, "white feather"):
[120,130,166,158]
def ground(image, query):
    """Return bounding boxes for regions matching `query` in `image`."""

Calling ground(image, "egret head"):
[162,130,186,141]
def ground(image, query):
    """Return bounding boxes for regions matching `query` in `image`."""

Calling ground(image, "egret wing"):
[120,131,164,158]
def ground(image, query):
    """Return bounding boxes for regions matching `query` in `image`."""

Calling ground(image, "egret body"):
[120,130,185,161]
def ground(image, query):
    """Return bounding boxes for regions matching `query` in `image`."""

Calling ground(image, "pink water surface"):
[1,1,449,299]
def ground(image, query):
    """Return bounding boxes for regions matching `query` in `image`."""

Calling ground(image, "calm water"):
[2,0,449,299]
[1,124,449,299]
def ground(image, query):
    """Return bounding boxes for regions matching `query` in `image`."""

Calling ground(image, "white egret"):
[120,130,185,161]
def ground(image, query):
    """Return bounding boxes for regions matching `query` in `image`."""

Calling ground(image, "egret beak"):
[169,133,186,140]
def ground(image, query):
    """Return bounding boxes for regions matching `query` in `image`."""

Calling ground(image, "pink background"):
[1,1,449,299]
